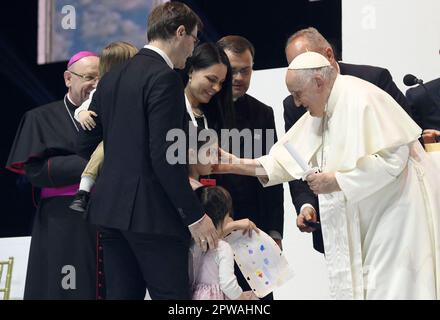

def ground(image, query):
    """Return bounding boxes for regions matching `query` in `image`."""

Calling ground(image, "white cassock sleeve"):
[257,154,294,187]
[335,144,409,203]
[215,241,243,300]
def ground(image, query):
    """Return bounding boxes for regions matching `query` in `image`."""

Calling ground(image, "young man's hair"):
[147,2,203,42]
[217,35,255,59]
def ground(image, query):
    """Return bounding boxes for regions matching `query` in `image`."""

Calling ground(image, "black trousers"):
[100,227,190,300]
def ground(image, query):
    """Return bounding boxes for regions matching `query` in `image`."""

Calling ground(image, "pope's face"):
[285,70,326,118]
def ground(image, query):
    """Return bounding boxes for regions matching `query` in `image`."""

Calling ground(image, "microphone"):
[403,74,424,86]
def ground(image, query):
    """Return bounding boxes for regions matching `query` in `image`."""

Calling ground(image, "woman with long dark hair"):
[183,42,235,132]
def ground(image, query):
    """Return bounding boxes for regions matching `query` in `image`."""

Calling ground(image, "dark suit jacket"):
[77,48,204,241]
[218,94,284,237]
[406,77,440,130]
[283,62,411,253]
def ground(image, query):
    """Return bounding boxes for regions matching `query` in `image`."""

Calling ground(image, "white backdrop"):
[342,0,440,92]
[0,237,30,300]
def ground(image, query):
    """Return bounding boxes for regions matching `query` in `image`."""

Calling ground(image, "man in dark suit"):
[406,77,440,133]
[283,27,412,254]
[77,2,218,300]
[217,36,284,299]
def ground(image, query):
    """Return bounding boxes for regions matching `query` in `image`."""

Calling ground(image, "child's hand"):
[224,218,259,237]
[239,291,259,300]
[78,110,98,131]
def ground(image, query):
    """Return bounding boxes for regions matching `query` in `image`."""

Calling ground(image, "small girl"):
[188,136,257,235]
[191,186,258,300]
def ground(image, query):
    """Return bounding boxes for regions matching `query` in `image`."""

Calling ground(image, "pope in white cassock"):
[215,51,440,299]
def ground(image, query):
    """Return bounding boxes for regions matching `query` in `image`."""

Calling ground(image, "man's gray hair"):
[285,27,330,53]
[295,65,337,87]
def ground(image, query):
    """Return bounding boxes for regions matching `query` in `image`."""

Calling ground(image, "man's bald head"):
[285,27,337,68]
[68,55,99,73]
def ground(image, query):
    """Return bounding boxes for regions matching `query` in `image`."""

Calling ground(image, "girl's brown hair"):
[99,41,138,76]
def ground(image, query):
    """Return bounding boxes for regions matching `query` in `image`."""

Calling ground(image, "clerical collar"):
[64,94,80,132]
[66,93,79,111]
[144,45,174,69]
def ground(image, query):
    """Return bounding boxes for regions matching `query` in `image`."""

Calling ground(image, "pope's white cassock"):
[258,74,440,299]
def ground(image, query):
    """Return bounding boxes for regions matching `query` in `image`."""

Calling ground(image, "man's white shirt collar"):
[144,45,174,69]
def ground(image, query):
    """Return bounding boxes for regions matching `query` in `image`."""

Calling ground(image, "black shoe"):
[69,190,90,213]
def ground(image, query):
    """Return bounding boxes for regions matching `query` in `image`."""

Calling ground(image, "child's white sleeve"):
[216,241,243,300]
[74,89,95,121]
